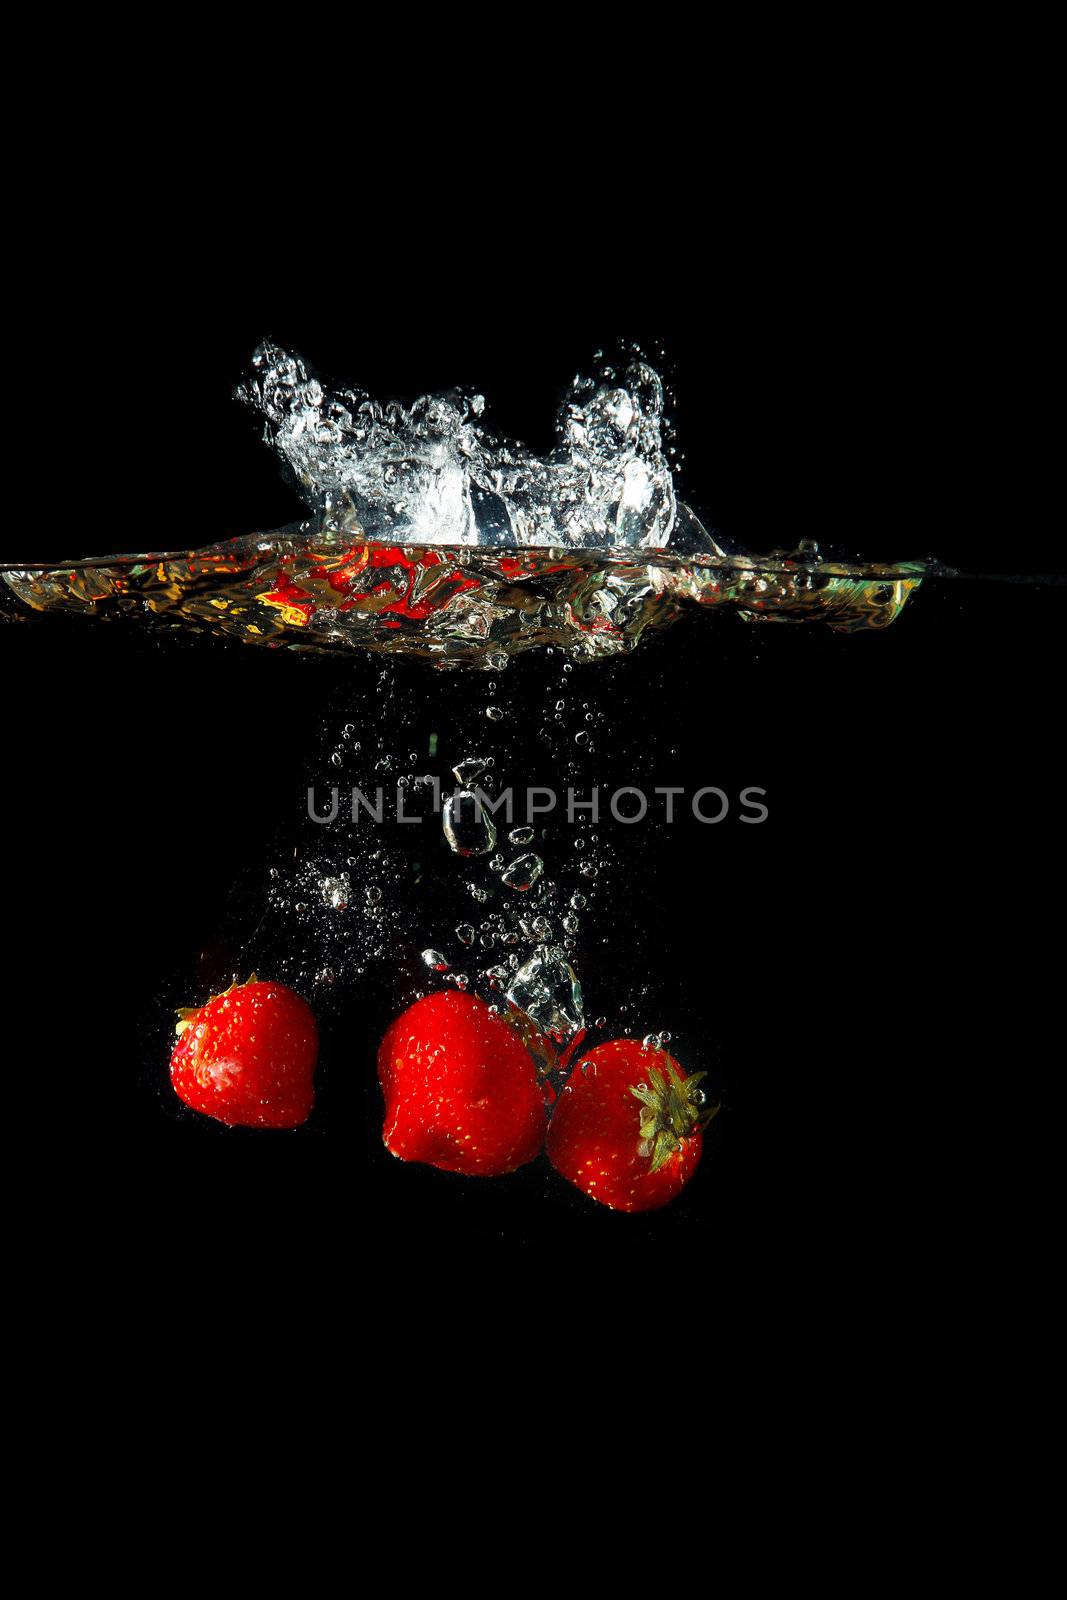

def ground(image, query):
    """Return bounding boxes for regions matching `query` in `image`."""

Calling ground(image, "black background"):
[3,90,1060,1308]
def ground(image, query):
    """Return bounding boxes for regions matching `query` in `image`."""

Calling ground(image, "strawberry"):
[170,975,319,1130]
[378,991,547,1175]
[546,1039,718,1212]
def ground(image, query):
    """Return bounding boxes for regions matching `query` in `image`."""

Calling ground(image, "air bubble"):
[452,757,487,785]
[443,790,497,857]
[505,945,584,1043]
[321,875,350,910]
[501,854,544,891]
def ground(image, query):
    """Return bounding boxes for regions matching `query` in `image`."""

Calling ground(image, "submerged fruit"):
[170,976,319,1130]
[547,1040,717,1212]
[378,991,547,1176]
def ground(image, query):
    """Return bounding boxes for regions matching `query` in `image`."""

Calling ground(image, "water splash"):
[1,341,928,660]
[238,340,676,550]
[2,531,924,663]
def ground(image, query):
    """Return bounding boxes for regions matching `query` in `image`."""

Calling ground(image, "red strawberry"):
[378,991,547,1175]
[546,1040,718,1212]
[170,975,319,1130]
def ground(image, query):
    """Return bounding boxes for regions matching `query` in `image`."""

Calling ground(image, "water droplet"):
[455,923,475,945]
[509,826,534,846]
[365,885,382,905]
[486,706,504,722]
[421,948,449,972]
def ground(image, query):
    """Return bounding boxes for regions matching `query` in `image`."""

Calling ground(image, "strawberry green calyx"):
[630,1057,720,1174]
[174,972,259,1037]
[174,1007,200,1038]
